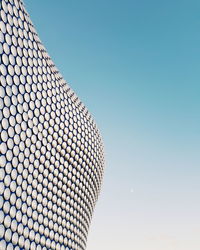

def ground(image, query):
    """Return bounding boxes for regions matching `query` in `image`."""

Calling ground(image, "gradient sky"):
[25,0,200,249]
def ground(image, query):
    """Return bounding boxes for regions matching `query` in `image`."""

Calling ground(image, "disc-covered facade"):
[0,0,105,249]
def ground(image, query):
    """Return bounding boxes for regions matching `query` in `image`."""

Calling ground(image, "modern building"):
[0,0,105,249]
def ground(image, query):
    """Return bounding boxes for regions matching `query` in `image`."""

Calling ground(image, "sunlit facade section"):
[0,0,105,249]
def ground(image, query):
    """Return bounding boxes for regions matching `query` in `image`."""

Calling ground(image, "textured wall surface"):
[0,0,105,249]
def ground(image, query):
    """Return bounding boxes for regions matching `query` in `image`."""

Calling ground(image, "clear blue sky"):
[25,0,200,249]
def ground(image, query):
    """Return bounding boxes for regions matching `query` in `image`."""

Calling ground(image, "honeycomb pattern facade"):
[0,0,105,249]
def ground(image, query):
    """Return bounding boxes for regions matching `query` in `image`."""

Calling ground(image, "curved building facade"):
[0,0,105,249]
